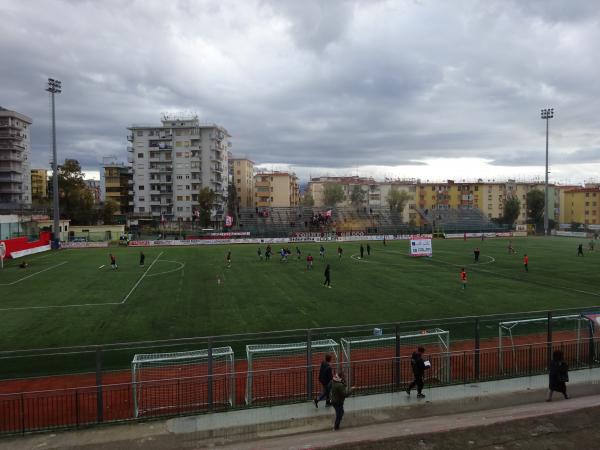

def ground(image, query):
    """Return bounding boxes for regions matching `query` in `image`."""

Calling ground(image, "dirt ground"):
[335,406,600,450]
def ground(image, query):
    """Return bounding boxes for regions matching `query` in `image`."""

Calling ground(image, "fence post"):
[95,348,103,423]
[395,325,401,390]
[207,339,213,411]
[75,390,79,428]
[547,311,553,370]
[306,329,313,400]
[474,318,480,381]
[20,392,25,435]
[589,320,595,369]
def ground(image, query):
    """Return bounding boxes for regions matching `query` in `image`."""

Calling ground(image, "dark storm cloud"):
[0,0,599,181]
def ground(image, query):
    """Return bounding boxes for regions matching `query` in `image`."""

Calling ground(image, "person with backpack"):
[330,371,352,430]
[314,354,333,407]
[547,349,569,401]
[406,346,429,398]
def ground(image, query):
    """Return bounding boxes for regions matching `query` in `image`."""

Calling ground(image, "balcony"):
[0,174,21,182]
[127,146,134,152]
[0,154,22,162]
[0,131,26,140]
[127,134,134,142]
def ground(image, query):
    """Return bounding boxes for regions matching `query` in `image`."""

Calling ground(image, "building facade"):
[31,169,48,200]
[230,158,255,208]
[0,107,32,209]
[254,172,299,207]
[128,114,230,222]
[101,158,132,215]
[562,187,600,226]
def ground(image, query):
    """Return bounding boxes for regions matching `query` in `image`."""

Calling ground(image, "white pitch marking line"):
[120,251,163,304]
[98,265,105,269]
[0,302,121,312]
[0,261,68,286]
[145,260,185,278]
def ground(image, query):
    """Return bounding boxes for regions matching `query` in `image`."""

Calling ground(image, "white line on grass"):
[145,260,185,277]
[120,251,163,304]
[0,301,121,312]
[0,261,68,286]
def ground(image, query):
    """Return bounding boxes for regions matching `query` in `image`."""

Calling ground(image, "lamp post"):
[541,108,554,236]
[46,78,62,246]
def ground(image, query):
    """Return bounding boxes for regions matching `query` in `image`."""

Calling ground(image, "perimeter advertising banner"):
[409,236,432,257]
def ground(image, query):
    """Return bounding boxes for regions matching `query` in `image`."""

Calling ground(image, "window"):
[137,130,143,136]
[177,196,183,201]
[237,179,241,184]
[138,207,145,212]
[177,206,183,211]
[186,196,190,201]
[138,185,144,190]
[138,197,145,202]
[237,170,241,175]
[177,175,183,180]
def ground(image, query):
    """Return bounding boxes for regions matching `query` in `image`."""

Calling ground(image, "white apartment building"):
[127,114,230,222]
[0,107,32,209]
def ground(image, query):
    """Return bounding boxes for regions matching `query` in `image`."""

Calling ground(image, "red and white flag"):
[225,215,233,227]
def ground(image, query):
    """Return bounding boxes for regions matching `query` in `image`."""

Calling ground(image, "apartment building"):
[31,169,48,200]
[254,172,299,207]
[101,158,132,214]
[230,158,255,208]
[128,114,230,222]
[562,187,600,226]
[0,107,32,209]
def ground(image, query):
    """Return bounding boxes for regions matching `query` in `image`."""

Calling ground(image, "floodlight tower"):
[541,108,554,237]
[46,78,62,246]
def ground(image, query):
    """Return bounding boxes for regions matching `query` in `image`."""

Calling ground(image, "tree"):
[58,159,95,225]
[198,187,216,227]
[349,185,366,207]
[301,193,315,207]
[502,196,521,226]
[227,184,238,217]
[526,189,545,229]
[386,188,411,214]
[323,183,345,206]
[100,200,119,225]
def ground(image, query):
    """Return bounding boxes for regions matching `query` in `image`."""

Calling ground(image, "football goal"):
[498,314,588,373]
[132,346,235,417]
[340,328,450,389]
[245,339,339,405]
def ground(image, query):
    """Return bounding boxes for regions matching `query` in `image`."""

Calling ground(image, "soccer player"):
[226,251,231,268]
[507,240,514,254]
[306,253,314,271]
[265,245,272,261]
[19,261,29,269]
[460,268,467,290]
[577,244,584,257]
[473,247,480,262]
[280,248,288,262]
[109,253,117,270]
[323,263,331,288]
[523,254,529,272]
[139,252,145,267]
[337,246,343,259]
[257,247,263,260]
[359,244,364,259]
[589,240,595,251]
[319,245,325,259]
[366,243,371,257]
[296,246,302,260]
[383,236,387,246]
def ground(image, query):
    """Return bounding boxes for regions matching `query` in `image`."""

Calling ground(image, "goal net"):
[132,346,235,417]
[341,328,450,389]
[245,339,339,405]
[498,314,588,374]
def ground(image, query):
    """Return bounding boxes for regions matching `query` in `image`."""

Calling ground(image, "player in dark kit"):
[323,264,331,288]
[296,246,302,260]
[110,254,117,270]
[139,252,145,267]
[360,244,364,259]
[226,251,231,268]
[577,244,584,256]
[366,243,371,257]
[337,246,343,259]
[473,247,480,262]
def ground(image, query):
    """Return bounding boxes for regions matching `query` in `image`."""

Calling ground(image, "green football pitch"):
[1,237,599,352]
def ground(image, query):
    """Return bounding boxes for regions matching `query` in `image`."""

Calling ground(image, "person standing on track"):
[523,254,529,272]
[324,263,331,288]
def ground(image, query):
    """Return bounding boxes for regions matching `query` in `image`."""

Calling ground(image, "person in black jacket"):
[406,346,429,398]
[324,264,331,288]
[314,353,333,407]
[547,349,569,401]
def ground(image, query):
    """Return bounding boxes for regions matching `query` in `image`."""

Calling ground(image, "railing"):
[1,338,597,435]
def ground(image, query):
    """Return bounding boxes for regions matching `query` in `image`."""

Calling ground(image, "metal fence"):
[1,337,597,435]
[1,306,599,435]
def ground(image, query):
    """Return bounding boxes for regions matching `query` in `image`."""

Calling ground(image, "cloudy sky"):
[1,0,599,183]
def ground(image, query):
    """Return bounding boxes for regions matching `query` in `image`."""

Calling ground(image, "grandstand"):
[417,207,502,233]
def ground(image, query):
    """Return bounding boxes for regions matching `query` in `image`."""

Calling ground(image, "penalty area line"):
[120,251,163,304]
[0,261,68,286]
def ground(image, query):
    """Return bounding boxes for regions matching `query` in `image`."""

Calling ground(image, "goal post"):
[498,314,588,373]
[341,328,450,389]
[131,346,235,417]
[245,339,339,405]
